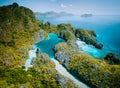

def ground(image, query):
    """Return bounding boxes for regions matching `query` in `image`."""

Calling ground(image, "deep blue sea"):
[36,15,120,58]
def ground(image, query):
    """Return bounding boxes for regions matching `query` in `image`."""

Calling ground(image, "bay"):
[36,15,120,57]
[35,33,65,58]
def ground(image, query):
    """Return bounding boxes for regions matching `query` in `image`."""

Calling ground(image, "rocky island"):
[81,14,93,17]
[35,11,73,18]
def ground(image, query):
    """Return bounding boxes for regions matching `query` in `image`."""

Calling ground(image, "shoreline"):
[76,40,107,58]
[25,46,37,70]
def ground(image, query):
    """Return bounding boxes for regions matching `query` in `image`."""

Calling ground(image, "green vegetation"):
[0,53,61,88]
[0,2,41,68]
[59,29,76,41]
[57,23,76,41]
[57,23,74,33]
[104,53,120,65]
[1,2,120,88]
[87,30,97,37]
[0,51,78,88]
[34,53,78,88]
[75,28,103,49]
[67,53,120,88]
[39,21,58,33]
[54,40,78,67]
[52,23,102,49]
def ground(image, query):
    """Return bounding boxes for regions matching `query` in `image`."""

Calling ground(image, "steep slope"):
[0,2,41,68]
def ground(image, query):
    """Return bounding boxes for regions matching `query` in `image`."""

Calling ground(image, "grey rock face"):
[94,64,99,70]
[104,53,120,64]
[75,28,103,49]
[39,30,45,40]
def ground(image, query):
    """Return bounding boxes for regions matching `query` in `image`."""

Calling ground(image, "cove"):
[35,33,65,58]
[35,33,109,59]
[76,40,109,58]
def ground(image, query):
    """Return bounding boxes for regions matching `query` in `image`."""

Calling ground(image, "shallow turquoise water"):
[76,40,109,58]
[35,33,65,58]
[35,33,107,58]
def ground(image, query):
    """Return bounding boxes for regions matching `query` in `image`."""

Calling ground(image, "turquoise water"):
[36,15,120,57]
[35,33,65,58]
[76,40,109,58]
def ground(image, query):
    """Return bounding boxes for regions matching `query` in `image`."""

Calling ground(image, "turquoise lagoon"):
[35,33,106,58]
[35,33,65,58]
[36,15,120,58]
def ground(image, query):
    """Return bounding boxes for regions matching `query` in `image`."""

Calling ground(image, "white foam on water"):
[25,50,37,70]
[76,40,105,58]
[29,50,36,59]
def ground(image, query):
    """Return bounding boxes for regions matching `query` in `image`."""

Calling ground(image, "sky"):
[0,0,120,15]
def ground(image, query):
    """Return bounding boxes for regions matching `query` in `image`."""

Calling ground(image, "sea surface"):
[36,15,120,58]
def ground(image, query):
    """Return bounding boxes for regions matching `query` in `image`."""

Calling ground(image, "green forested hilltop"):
[0,2,41,68]
[0,3,78,88]
[68,54,120,88]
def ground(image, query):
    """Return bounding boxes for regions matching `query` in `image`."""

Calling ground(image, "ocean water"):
[36,15,120,57]
[35,33,65,58]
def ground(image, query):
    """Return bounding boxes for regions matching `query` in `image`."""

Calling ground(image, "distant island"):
[35,11,74,18]
[81,14,93,17]
[35,12,93,18]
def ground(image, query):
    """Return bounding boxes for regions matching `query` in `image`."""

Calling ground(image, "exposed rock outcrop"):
[104,53,120,64]
[54,40,78,67]
[59,28,76,41]
[75,28,103,49]
[55,73,79,88]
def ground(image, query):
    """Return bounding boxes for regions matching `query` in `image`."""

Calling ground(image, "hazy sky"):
[0,0,120,15]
